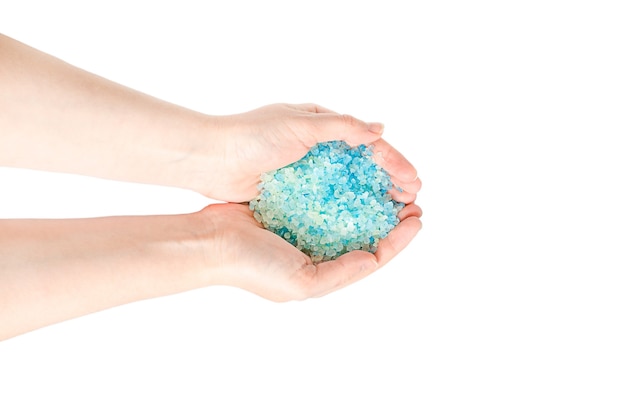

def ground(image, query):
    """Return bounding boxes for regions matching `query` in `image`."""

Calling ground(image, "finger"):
[309,210,422,298]
[390,174,422,195]
[398,203,423,220]
[388,174,421,203]
[308,113,385,147]
[374,216,422,268]
[287,103,338,114]
[308,250,378,298]
[389,184,417,203]
[370,138,418,184]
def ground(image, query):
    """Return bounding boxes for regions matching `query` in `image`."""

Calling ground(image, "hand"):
[187,103,422,203]
[200,201,422,301]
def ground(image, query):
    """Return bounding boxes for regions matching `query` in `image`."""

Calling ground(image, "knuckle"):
[302,102,320,112]
[340,114,358,127]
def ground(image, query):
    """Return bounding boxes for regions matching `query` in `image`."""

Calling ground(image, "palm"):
[203,105,322,202]
[202,203,316,300]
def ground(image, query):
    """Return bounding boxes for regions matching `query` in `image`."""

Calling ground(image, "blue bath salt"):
[249,140,404,263]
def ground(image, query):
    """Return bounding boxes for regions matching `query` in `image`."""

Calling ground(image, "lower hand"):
[200,201,422,301]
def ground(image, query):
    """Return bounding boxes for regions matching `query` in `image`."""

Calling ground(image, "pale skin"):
[0,34,422,340]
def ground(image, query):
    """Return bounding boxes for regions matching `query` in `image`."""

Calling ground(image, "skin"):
[0,34,422,340]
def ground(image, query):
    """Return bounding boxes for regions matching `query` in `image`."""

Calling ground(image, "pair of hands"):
[192,103,422,301]
[0,35,420,338]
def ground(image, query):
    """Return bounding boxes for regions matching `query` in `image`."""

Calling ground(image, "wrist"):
[158,210,223,292]
[165,114,227,197]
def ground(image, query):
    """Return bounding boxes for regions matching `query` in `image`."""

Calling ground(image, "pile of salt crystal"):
[249,140,403,263]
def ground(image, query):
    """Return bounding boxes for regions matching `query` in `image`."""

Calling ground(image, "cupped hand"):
[200,201,422,302]
[191,103,421,203]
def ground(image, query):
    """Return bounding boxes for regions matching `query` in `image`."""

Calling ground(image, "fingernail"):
[367,122,384,135]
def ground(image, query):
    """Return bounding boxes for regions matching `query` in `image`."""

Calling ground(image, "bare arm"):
[0,202,422,341]
[0,33,213,191]
[0,212,213,340]
[0,33,421,202]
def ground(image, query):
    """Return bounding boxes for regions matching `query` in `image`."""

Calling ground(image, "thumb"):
[309,250,379,298]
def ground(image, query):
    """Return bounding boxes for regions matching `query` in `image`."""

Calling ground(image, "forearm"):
[0,212,215,340]
[0,34,215,190]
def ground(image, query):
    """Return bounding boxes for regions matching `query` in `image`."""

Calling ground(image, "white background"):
[1,0,625,405]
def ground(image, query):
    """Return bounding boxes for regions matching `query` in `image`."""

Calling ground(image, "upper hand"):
[186,103,421,203]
